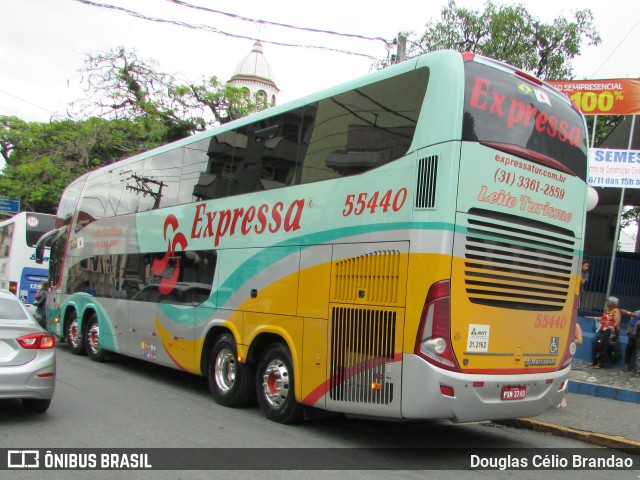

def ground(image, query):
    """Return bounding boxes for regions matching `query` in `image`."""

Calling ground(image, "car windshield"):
[0,298,29,320]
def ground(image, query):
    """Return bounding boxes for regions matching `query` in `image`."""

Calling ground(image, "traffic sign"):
[0,195,20,214]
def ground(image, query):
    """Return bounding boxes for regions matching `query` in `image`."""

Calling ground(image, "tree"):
[0,115,176,213]
[0,116,29,164]
[70,47,256,140]
[378,0,601,81]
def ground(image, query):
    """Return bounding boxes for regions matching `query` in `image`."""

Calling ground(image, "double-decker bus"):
[0,212,55,305]
[38,50,588,424]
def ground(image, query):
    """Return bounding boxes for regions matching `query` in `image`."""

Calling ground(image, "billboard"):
[548,79,640,116]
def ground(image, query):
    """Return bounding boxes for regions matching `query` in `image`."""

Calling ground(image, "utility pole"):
[397,34,406,63]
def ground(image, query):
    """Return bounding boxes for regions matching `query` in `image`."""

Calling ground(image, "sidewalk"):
[495,360,640,452]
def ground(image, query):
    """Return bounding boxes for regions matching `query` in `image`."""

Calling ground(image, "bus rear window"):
[463,61,587,181]
[25,214,56,248]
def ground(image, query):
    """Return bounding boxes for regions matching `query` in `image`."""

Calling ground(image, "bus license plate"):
[501,385,526,401]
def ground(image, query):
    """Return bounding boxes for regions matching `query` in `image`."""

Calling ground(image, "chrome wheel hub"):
[261,359,290,408]
[214,348,236,392]
[87,322,100,355]
[68,319,81,349]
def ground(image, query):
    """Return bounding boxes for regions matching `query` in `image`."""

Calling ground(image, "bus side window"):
[179,139,210,204]
[299,68,427,184]
[191,107,309,201]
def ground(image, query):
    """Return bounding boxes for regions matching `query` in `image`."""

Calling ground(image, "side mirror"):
[35,243,45,264]
[34,228,58,264]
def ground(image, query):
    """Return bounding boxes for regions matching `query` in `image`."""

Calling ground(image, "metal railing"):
[580,255,640,316]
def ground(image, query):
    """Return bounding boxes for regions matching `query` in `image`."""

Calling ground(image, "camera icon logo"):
[7,450,40,469]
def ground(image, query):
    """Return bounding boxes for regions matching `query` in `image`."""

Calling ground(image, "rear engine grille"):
[333,250,401,305]
[329,307,395,404]
[462,209,577,311]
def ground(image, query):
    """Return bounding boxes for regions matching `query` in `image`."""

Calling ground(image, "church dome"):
[230,41,277,86]
[228,40,279,108]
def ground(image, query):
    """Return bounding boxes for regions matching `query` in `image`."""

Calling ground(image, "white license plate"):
[501,385,527,401]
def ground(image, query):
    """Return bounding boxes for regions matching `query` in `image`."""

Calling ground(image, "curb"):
[568,380,640,404]
[494,418,640,454]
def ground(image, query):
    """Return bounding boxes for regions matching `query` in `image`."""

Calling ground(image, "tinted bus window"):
[66,250,216,305]
[300,68,428,183]
[57,175,87,228]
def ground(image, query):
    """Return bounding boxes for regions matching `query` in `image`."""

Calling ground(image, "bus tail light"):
[415,280,460,372]
[9,281,18,296]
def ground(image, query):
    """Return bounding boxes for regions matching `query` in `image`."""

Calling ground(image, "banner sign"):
[588,148,640,187]
[548,79,640,115]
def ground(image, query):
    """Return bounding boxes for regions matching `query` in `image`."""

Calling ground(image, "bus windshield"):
[463,60,588,181]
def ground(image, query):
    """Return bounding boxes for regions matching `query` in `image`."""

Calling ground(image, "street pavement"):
[496,359,640,452]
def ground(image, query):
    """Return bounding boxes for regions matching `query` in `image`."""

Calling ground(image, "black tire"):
[23,398,51,413]
[85,313,108,362]
[65,310,86,355]
[256,343,302,424]
[208,334,255,407]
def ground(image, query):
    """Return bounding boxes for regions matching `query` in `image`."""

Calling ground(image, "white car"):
[0,289,56,413]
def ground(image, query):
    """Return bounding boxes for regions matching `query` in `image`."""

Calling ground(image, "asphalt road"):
[1,344,637,479]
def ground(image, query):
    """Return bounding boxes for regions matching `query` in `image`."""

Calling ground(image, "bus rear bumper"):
[401,354,569,423]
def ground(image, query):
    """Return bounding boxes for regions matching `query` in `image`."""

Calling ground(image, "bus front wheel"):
[65,311,85,356]
[208,334,254,407]
[256,343,302,424]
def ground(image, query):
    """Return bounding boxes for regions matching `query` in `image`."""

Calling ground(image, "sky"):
[0,0,639,127]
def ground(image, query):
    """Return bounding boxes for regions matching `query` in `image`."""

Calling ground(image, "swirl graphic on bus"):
[151,214,188,294]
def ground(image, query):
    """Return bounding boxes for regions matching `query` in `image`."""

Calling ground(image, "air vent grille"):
[416,155,438,208]
[330,307,395,404]
[333,250,401,304]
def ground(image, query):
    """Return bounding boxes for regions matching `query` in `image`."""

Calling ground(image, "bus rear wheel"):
[85,313,107,362]
[208,334,254,407]
[65,311,85,356]
[256,343,302,424]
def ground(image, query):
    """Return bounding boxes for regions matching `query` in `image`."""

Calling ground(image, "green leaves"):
[0,115,176,213]
[382,0,601,81]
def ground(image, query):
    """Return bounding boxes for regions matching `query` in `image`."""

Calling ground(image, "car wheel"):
[23,398,51,413]
[65,311,86,355]
[85,313,107,362]
[208,334,254,407]
[256,343,302,424]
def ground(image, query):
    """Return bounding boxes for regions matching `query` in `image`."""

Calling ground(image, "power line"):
[589,19,640,79]
[73,0,381,59]
[0,87,64,119]
[165,0,390,45]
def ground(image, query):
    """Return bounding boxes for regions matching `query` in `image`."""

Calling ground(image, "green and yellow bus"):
[38,50,588,423]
